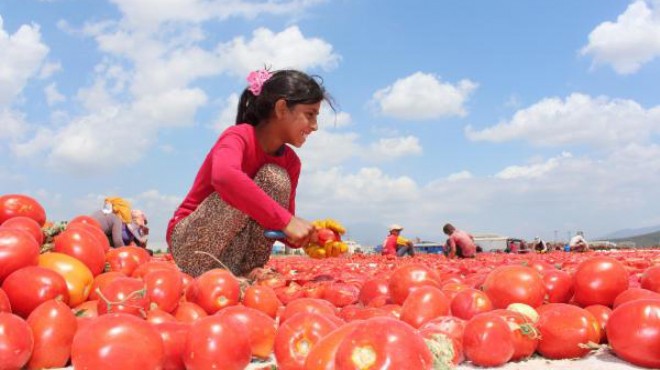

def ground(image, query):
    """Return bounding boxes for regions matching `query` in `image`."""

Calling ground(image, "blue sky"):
[2,0,660,249]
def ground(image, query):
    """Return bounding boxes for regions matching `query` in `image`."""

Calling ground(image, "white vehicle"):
[473,234,530,253]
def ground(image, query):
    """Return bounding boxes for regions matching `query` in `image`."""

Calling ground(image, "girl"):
[167,69,331,277]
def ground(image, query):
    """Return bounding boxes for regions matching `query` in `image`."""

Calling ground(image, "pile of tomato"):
[0,193,659,370]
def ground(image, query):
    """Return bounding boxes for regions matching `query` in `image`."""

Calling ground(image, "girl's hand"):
[283,216,316,248]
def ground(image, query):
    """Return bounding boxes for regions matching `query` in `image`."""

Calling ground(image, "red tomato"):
[350,307,394,321]
[0,216,44,245]
[541,269,574,303]
[243,284,282,319]
[400,285,450,328]
[573,256,629,307]
[26,299,78,369]
[73,300,99,318]
[275,312,339,369]
[613,287,660,308]
[152,321,190,370]
[105,245,151,276]
[418,316,466,366]
[316,228,338,245]
[388,264,441,305]
[491,309,539,361]
[71,313,164,370]
[183,314,251,370]
[54,227,106,276]
[96,277,148,317]
[483,265,545,308]
[535,303,601,359]
[131,260,179,279]
[66,222,111,253]
[146,308,177,324]
[528,260,557,275]
[275,282,305,304]
[641,265,660,293]
[450,288,493,320]
[88,271,126,301]
[144,269,183,313]
[68,215,102,229]
[322,281,360,307]
[607,299,660,368]
[1,266,70,318]
[358,278,390,305]
[0,228,40,283]
[279,297,337,325]
[338,304,362,322]
[419,315,466,343]
[301,281,327,299]
[0,287,10,312]
[173,301,208,323]
[463,312,515,367]
[188,268,240,314]
[334,317,433,370]
[0,194,47,226]
[305,321,361,370]
[0,312,34,369]
[584,304,612,343]
[38,252,94,307]
[440,281,470,301]
[216,305,277,360]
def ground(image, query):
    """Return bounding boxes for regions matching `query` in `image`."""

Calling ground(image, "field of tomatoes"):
[0,193,659,370]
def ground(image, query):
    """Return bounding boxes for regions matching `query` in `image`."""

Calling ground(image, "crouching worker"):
[443,223,476,259]
[382,224,415,257]
[166,69,333,277]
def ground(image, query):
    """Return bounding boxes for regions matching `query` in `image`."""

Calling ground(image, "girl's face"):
[281,101,321,148]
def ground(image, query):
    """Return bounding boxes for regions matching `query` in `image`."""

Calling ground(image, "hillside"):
[600,224,660,240]
[610,229,660,247]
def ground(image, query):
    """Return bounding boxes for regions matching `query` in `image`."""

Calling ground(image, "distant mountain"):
[599,225,660,240]
[610,230,660,247]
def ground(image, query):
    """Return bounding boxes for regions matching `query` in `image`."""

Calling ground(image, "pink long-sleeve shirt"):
[166,124,300,245]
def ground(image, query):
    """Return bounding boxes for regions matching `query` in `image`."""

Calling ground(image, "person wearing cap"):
[442,223,476,258]
[382,224,415,257]
[569,231,589,252]
[532,236,548,253]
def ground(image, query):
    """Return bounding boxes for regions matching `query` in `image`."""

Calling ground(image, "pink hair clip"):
[247,69,273,96]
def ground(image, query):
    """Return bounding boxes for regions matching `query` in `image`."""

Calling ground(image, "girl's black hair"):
[235,69,334,126]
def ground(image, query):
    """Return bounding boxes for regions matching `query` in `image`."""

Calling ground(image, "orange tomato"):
[38,253,94,307]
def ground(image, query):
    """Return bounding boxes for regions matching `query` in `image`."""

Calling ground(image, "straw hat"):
[389,224,404,231]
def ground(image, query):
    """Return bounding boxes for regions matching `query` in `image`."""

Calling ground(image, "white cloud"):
[39,61,62,79]
[15,5,338,174]
[297,130,361,169]
[447,170,473,181]
[293,141,660,245]
[301,167,419,206]
[217,26,340,76]
[44,83,66,106]
[466,93,660,147]
[319,105,351,129]
[371,72,478,120]
[13,86,207,172]
[581,0,660,74]
[364,136,422,162]
[496,152,572,179]
[211,93,239,133]
[0,16,49,106]
[0,109,28,140]
[110,0,325,29]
